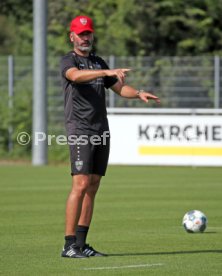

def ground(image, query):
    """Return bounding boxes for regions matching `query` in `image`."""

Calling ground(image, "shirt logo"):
[79,63,85,70]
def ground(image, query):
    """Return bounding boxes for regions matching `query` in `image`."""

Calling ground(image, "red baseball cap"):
[70,15,94,34]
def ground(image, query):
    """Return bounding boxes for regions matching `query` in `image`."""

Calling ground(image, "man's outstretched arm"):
[111,81,160,104]
[65,68,130,85]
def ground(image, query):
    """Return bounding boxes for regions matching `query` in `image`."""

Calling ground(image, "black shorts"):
[68,134,110,176]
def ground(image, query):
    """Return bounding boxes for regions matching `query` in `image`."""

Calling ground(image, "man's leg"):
[76,174,108,256]
[75,174,101,248]
[78,174,101,227]
[65,174,91,236]
[61,174,91,258]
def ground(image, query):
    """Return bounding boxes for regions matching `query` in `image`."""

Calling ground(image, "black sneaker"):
[61,244,88,258]
[82,244,108,257]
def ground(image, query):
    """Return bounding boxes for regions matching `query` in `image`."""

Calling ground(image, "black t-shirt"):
[60,51,117,135]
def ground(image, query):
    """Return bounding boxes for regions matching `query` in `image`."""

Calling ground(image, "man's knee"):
[92,174,101,185]
[72,175,91,196]
[87,175,101,195]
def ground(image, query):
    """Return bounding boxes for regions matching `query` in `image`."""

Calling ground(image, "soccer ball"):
[182,210,207,233]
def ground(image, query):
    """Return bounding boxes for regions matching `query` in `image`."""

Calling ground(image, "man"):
[60,15,160,258]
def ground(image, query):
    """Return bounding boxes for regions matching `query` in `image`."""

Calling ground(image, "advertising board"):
[108,115,222,166]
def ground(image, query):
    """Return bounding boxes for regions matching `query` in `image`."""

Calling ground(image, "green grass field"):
[0,165,222,275]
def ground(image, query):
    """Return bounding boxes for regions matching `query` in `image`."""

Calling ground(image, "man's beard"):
[76,40,93,52]
[78,45,92,52]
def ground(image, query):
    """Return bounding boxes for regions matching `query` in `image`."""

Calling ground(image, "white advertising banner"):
[108,115,222,166]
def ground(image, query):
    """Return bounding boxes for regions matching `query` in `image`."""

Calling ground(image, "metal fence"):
[0,55,221,132]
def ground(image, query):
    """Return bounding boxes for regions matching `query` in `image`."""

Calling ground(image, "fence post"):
[32,0,48,165]
[108,55,115,108]
[8,55,14,152]
[214,56,220,108]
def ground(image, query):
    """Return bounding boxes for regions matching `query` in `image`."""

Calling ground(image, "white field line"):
[82,263,164,271]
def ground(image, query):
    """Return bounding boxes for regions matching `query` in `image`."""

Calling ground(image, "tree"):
[1,0,222,56]
[0,0,32,55]
[128,0,222,56]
